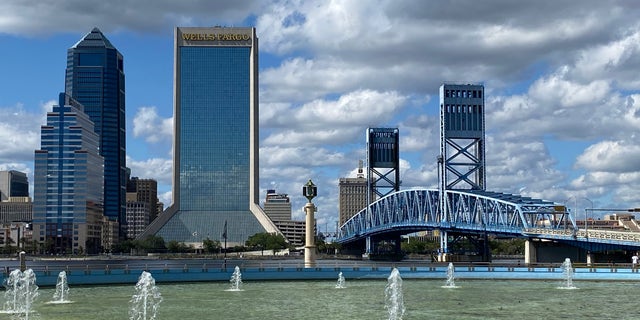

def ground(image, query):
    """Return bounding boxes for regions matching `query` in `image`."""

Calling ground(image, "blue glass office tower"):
[65,28,126,238]
[34,93,104,254]
[142,27,278,244]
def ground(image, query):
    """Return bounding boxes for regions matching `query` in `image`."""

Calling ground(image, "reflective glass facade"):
[144,27,278,244]
[178,46,251,211]
[0,170,29,201]
[65,28,126,235]
[33,93,104,254]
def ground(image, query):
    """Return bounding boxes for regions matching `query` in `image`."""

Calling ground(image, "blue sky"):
[2,0,640,232]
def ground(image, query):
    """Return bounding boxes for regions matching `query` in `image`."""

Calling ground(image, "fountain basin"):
[4,265,640,287]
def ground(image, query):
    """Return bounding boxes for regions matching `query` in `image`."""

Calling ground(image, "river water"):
[27,277,637,319]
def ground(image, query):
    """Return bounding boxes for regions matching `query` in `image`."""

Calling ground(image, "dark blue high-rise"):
[65,27,126,237]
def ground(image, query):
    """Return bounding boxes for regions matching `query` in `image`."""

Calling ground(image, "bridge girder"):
[337,188,569,244]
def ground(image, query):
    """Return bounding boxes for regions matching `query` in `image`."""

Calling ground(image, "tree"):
[265,233,287,252]
[317,239,341,254]
[26,240,39,255]
[167,240,191,253]
[246,232,287,255]
[112,239,136,254]
[139,235,166,252]
[490,238,525,255]
[3,237,15,255]
[202,238,221,253]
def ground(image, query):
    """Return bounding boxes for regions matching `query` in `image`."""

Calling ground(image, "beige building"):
[127,178,159,222]
[263,190,311,247]
[339,162,368,226]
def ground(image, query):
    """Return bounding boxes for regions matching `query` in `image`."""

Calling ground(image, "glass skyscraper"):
[0,170,29,201]
[65,28,126,236]
[33,93,104,254]
[142,27,278,244]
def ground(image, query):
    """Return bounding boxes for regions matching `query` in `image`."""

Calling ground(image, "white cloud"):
[570,28,640,90]
[40,100,55,124]
[575,140,640,173]
[261,146,346,168]
[528,68,611,109]
[0,162,31,175]
[0,103,42,162]
[0,0,264,36]
[485,139,566,200]
[399,114,438,152]
[132,106,173,144]
[157,191,172,209]
[262,90,406,147]
[126,155,172,186]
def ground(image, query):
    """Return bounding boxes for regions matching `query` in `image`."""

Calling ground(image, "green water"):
[15,279,640,319]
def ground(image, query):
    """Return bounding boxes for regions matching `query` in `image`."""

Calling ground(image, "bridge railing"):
[525,227,640,243]
[525,228,574,236]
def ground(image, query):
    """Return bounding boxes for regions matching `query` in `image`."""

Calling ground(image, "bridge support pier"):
[586,252,594,266]
[525,240,537,264]
[438,231,449,262]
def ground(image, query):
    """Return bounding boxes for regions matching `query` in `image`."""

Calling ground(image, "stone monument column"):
[303,180,317,268]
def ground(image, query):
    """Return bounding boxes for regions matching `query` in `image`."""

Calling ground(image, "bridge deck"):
[337,188,640,250]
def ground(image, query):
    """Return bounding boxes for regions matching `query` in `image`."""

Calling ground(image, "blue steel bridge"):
[336,188,640,254]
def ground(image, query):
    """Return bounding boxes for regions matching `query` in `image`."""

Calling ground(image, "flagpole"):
[223,220,227,260]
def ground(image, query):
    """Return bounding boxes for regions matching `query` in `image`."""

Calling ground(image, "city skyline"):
[2,1,640,233]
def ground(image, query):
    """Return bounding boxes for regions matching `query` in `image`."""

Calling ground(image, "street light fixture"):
[563,196,593,236]
[302,179,317,202]
[582,198,593,238]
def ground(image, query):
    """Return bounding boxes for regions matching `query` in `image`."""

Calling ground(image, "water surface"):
[30,279,637,319]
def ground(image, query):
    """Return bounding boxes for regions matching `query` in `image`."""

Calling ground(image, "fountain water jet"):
[129,271,162,320]
[384,268,405,320]
[2,268,39,319]
[335,272,346,289]
[442,262,458,288]
[48,270,72,304]
[559,258,577,289]
[227,266,243,291]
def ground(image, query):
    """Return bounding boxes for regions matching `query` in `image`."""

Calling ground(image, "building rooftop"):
[71,27,116,49]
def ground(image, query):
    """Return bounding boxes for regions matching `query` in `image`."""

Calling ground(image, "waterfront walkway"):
[2,257,640,286]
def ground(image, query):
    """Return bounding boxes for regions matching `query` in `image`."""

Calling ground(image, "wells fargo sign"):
[181,33,251,41]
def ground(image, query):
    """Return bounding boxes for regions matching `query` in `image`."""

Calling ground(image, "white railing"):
[525,228,640,243]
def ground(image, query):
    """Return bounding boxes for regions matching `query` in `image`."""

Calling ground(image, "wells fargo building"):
[142,27,278,244]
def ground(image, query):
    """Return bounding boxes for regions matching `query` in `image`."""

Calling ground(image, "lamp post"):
[565,196,594,266]
[303,179,317,268]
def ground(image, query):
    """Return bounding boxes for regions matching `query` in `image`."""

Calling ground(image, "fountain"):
[335,272,346,289]
[559,258,577,289]
[2,268,39,319]
[384,267,405,320]
[48,271,71,304]
[228,266,243,291]
[129,271,162,320]
[443,262,457,288]
[2,274,635,319]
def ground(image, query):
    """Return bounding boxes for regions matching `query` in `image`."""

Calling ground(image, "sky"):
[2,0,640,233]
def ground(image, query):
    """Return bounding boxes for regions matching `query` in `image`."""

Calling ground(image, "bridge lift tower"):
[365,128,400,254]
[438,83,486,261]
[367,128,400,200]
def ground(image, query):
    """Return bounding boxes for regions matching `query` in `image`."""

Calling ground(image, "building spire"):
[71,27,116,49]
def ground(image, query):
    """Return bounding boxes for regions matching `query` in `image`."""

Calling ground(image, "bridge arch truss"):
[337,188,573,244]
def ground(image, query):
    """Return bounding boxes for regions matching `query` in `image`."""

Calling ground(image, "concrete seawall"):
[9,265,640,287]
